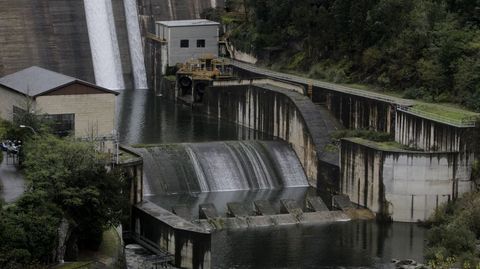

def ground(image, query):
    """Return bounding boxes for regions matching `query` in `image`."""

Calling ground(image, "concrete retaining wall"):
[132,202,211,269]
[395,109,473,152]
[316,90,396,133]
[204,83,340,190]
[340,139,473,222]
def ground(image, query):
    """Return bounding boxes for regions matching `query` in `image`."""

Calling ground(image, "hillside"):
[214,0,480,111]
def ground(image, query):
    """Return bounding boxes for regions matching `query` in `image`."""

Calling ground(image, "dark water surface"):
[116,89,426,268]
[212,221,426,269]
[116,89,270,145]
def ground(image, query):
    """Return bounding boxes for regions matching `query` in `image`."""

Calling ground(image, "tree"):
[22,135,128,250]
[0,191,62,268]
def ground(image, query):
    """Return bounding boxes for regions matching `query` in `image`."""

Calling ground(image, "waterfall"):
[84,0,125,90]
[135,141,309,195]
[185,146,209,192]
[211,0,216,8]
[123,0,148,89]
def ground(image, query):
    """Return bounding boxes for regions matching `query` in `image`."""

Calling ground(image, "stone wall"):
[204,83,340,190]
[340,138,473,222]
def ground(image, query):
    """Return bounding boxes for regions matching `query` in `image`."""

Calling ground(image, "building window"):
[12,106,27,123]
[43,113,75,137]
[197,39,205,48]
[180,39,189,48]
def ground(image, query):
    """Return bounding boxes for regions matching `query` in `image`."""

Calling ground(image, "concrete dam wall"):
[1,0,220,89]
[203,82,341,190]
[340,138,473,222]
[395,109,475,152]
[131,141,309,196]
[0,0,94,82]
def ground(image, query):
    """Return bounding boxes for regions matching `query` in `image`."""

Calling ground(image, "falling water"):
[211,0,216,8]
[123,0,148,89]
[134,141,309,195]
[83,0,125,89]
[185,147,209,192]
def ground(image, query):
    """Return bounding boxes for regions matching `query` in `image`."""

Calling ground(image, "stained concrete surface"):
[0,152,26,203]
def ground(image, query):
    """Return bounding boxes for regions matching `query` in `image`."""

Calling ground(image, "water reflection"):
[116,89,270,145]
[212,221,426,269]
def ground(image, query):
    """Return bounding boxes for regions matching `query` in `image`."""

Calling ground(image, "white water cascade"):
[123,0,148,89]
[84,0,125,90]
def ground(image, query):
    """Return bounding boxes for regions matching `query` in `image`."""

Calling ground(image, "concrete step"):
[332,195,354,211]
[227,202,251,217]
[254,200,276,215]
[199,203,219,219]
[280,199,303,215]
[306,196,329,212]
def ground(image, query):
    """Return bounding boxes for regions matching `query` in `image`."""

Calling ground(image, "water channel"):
[116,89,426,268]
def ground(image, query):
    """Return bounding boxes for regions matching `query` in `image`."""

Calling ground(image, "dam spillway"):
[132,140,309,196]
[83,0,125,89]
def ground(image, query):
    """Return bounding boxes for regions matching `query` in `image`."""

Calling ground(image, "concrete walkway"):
[231,60,415,106]
[0,152,26,203]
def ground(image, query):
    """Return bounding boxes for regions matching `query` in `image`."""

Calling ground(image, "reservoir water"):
[116,89,426,268]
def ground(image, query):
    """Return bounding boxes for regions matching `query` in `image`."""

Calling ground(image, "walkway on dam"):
[0,152,26,203]
[231,60,414,106]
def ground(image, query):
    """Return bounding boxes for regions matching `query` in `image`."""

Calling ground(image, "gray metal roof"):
[157,19,219,27]
[0,66,117,96]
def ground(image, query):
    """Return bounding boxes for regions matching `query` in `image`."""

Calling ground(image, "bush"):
[332,129,393,142]
[403,87,426,99]
[426,191,480,267]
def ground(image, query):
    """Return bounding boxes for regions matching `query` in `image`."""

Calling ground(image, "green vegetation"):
[412,103,479,123]
[332,129,392,142]
[425,192,480,267]
[217,0,480,111]
[347,137,415,151]
[0,117,128,268]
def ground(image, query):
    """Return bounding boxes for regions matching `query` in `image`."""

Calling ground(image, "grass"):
[347,137,418,151]
[412,102,479,123]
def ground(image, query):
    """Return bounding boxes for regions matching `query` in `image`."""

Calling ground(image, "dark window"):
[197,39,206,48]
[12,106,27,123]
[43,113,75,137]
[180,39,189,48]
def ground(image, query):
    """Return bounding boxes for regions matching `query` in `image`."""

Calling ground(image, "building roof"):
[157,19,220,27]
[0,66,119,97]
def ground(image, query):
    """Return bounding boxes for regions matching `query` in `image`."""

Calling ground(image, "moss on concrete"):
[347,137,420,152]
[412,103,479,124]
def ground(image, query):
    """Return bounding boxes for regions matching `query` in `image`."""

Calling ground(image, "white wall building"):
[155,19,220,67]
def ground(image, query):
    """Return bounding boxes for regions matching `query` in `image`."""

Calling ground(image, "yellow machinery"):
[176,54,233,102]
